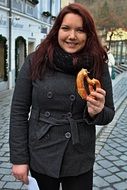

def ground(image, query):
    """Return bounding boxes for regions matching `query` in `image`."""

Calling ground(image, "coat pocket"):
[36,122,52,140]
[29,118,52,147]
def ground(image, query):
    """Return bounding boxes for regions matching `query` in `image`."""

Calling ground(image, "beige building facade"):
[61,0,75,8]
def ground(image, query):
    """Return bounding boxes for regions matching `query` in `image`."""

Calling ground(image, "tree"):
[75,0,127,46]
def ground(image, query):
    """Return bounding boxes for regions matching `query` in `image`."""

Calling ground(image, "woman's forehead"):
[61,13,83,26]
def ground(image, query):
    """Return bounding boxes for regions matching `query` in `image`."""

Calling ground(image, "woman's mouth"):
[66,41,78,47]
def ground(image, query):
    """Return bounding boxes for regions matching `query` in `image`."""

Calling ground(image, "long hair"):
[31,3,107,80]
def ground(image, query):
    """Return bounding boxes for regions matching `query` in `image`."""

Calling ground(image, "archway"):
[0,35,8,81]
[15,36,26,79]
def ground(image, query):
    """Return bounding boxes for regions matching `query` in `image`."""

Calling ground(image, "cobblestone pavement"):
[0,72,127,190]
[93,98,127,190]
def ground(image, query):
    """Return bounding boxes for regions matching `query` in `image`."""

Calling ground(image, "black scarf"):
[53,46,94,76]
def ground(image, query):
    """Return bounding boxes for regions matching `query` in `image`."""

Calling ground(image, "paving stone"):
[93,187,99,190]
[3,181,23,189]
[21,184,27,190]
[116,171,127,180]
[108,149,122,156]
[106,155,119,161]
[113,181,127,190]
[113,160,126,167]
[102,144,113,151]
[94,169,111,177]
[115,146,127,152]
[104,175,121,183]
[97,160,114,169]
[0,168,11,175]
[122,166,127,171]
[95,154,104,161]
[93,176,109,187]
[99,149,111,156]
[0,162,12,168]
[0,157,9,162]
[0,181,6,189]
[1,175,15,181]
[94,163,103,170]
[107,166,120,173]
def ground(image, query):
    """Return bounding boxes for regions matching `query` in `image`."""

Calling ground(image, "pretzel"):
[76,68,101,100]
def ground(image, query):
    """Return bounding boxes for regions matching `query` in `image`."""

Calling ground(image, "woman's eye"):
[61,26,69,30]
[77,28,84,32]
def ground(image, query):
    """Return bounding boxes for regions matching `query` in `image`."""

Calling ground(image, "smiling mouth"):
[66,41,78,47]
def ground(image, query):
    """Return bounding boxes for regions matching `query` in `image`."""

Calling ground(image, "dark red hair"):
[31,3,107,80]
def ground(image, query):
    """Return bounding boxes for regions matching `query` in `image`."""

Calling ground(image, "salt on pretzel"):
[76,68,101,100]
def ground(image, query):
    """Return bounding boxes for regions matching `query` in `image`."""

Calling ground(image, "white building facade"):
[0,0,61,91]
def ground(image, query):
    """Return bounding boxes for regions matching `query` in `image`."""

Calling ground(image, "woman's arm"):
[9,54,32,164]
[84,61,115,125]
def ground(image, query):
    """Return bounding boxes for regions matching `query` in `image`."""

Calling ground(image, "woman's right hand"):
[12,164,29,184]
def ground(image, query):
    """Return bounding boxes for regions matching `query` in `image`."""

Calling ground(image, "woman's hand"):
[12,164,29,184]
[86,88,106,118]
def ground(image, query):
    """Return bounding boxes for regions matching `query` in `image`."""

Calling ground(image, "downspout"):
[50,0,52,24]
[8,0,12,89]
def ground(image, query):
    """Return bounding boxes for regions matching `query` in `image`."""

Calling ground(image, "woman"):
[104,45,115,77]
[9,3,115,190]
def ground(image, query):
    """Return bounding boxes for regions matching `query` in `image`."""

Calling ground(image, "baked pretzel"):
[76,68,101,100]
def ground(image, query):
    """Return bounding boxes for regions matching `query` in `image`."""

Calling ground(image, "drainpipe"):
[59,0,61,10]
[50,0,52,24]
[8,0,12,89]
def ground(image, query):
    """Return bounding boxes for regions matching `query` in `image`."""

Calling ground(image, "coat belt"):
[30,110,84,145]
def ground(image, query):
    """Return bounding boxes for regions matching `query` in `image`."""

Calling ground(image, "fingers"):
[12,173,29,184]
[88,88,106,103]
[22,175,29,184]
[87,88,106,117]
[91,88,106,99]
[12,164,29,185]
[13,174,29,184]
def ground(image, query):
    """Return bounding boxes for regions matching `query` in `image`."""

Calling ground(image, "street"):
[0,72,127,190]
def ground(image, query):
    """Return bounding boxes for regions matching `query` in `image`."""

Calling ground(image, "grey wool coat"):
[9,54,115,178]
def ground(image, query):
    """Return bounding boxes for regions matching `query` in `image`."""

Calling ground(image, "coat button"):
[67,112,72,118]
[70,94,75,101]
[47,91,53,99]
[65,132,71,139]
[44,111,50,117]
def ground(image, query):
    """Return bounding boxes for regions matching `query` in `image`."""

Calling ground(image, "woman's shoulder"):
[18,52,36,78]
[26,51,36,62]
[21,51,36,70]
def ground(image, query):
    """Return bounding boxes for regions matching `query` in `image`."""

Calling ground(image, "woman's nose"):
[69,30,77,39]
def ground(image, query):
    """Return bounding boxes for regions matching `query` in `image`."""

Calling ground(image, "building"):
[61,0,75,8]
[0,0,61,91]
[107,28,127,65]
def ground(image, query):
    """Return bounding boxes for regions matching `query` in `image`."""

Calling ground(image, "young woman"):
[9,3,115,190]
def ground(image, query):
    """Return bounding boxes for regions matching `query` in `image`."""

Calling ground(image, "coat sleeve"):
[84,61,115,126]
[9,54,32,164]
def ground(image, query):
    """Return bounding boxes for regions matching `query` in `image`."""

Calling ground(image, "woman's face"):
[58,13,87,54]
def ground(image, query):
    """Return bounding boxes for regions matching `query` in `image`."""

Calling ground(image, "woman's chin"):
[63,48,79,54]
